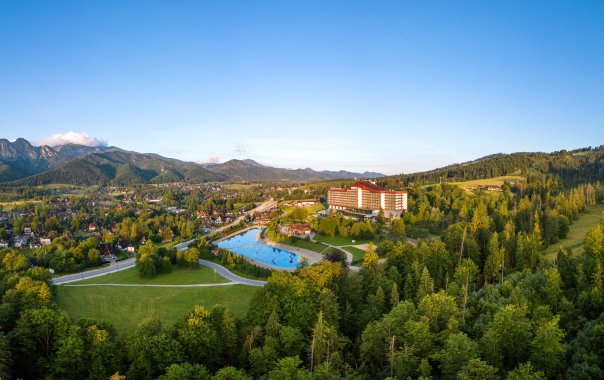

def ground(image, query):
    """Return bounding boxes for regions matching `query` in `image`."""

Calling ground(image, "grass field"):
[450,174,525,193]
[306,203,327,214]
[288,238,328,253]
[55,284,256,335]
[225,184,255,190]
[313,234,373,247]
[72,265,229,285]
[343,246,366,264]
[282,203,326,218]
[545,204,604,260]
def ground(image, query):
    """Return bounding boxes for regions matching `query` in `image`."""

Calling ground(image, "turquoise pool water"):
[217,228,299,268]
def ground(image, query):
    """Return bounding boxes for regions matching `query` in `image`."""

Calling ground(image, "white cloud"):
[197,155,221,164]
[35,132,107,147]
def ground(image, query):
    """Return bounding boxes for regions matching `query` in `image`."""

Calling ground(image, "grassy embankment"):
[286,238,327,253]
[313,234,372,247]
[545,203,604,260]
[54,265,256,336]
[344,246,366,264]
[73,265,229,285]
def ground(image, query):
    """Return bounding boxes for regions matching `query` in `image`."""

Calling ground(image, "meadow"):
[73,265,229,285]
[55,284,257,336]
[313,233,373,247]
[545,203,604,260]
[450,174,525,193]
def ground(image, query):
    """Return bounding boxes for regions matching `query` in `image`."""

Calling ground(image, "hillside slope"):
[380,146,604,188]
[7,151,226,186]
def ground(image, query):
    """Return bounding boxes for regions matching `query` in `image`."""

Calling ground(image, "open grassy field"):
[450,174,525,193]
[287,238,328,253]
[545,203,604,260]
[313,234,373,247]
[306,203,326,214]
[55,284,256,336]
[343,246,366,264]
[282,202,326,216]
[72,265,229,285]
[225,184,255,190]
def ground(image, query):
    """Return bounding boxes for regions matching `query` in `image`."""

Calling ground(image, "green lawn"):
[281,203,326,220]
[55,284,256,336]
[343,246,366,264]
[288,238,328,253]
[306,203,327,214]
[313,234,373,247]
[72,265,229,285]
[545,204,604,260]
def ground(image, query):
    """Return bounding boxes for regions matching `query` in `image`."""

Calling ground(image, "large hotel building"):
[327,181,408,217]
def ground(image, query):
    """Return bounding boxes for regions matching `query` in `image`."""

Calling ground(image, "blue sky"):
[1,1,603,175]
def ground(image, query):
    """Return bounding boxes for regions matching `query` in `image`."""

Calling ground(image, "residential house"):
[280,223,312,237]
[13,236,28,248]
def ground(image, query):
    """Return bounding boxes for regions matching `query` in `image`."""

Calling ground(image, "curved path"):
[52,257,136,285]
[51,257,267,287]
[199,259,266,286]
[60,282,238,287]
[52,214,271,287]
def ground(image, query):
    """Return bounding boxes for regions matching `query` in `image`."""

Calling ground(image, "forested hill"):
[381,146,604,188]
[0,138,384,185]
[7,150,227,186]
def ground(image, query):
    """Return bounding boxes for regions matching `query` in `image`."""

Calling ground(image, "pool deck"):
[258,238,323,264]
[211,226,322,270]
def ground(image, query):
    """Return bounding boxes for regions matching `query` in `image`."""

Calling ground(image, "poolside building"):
[327,181,407,218]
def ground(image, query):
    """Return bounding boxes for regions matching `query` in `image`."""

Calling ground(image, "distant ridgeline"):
[0,138,383,186]
[380,146,604,188]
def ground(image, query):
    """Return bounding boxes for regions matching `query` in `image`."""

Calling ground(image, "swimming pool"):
[216,228,299,268]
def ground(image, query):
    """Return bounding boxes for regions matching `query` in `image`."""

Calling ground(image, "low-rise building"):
[279,223,312,237]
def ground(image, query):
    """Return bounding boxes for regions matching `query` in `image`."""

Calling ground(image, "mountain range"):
[0,138,383,186]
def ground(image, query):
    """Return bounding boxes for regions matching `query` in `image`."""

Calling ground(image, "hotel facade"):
[327,181,408,217]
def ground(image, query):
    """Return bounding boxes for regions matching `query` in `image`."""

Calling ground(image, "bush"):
[407,225,430,239]
[323,247,348,267]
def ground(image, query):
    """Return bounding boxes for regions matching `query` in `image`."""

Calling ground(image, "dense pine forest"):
[1,150,604,379]
[381,146,604,188]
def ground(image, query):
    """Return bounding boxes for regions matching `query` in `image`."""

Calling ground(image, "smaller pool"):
[216,228,299,268]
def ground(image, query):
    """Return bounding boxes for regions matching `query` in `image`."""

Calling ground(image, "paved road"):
[174,239,198,250]
[52,257,136,285]
[199,259,266,286]
[60,282,238,287]
[213,199,276,235]
[52,247,267,287]
[51,200,276,286]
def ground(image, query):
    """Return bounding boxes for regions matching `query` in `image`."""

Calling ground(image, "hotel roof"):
[353,181,385,192]
[329,181,407,194]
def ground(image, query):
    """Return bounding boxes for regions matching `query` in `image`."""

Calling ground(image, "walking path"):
[309,236,362,271]
[52,257,136,285]
[60,282,239,288]
[199,259,267,286]
[258,238,323,264]
[52,240,268,287]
